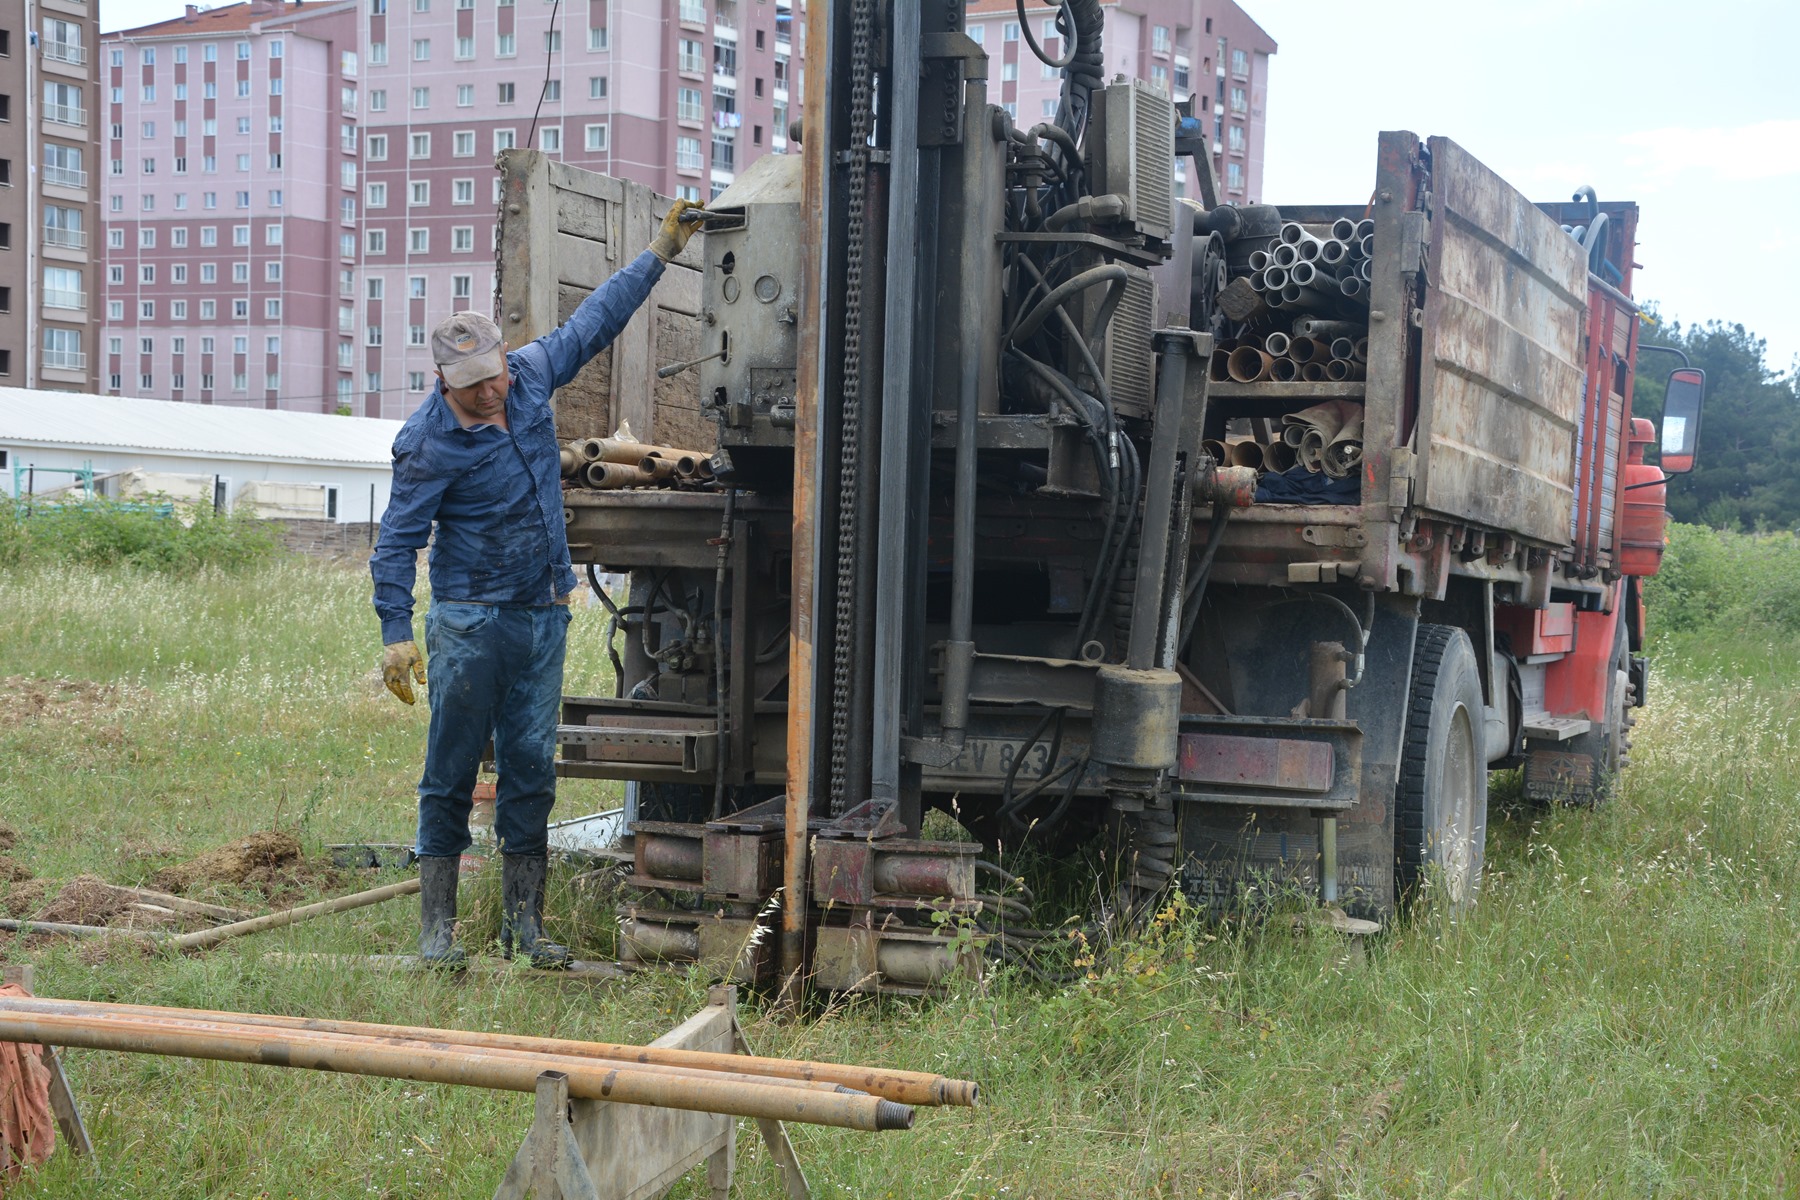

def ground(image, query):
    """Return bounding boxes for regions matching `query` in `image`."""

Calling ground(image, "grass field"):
[1,544,1797,1198]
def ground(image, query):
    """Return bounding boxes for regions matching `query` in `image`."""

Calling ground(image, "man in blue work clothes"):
[371,199,701,968]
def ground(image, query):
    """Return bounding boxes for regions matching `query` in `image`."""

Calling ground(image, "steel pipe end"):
[936,1079,981,1107]
[1264,331,1292,357]
[1331,218,1356,241]
[876,1100,916,1131]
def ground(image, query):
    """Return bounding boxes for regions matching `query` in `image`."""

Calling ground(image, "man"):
[371,199,702,968]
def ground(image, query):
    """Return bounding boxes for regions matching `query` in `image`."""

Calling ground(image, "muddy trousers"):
[415,601,570,858]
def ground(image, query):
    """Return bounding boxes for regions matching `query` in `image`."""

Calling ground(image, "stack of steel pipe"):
[1241,219,1376,314]
[560,437,716,491]
[0,996,984,1131]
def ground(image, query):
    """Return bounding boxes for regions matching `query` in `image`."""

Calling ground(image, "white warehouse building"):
[0,390,403,525]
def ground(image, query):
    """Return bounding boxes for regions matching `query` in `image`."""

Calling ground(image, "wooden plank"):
[1414,136,1588,546]
[496,148,560,346]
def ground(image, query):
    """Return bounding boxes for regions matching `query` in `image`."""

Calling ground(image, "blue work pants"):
[416,601,570,857]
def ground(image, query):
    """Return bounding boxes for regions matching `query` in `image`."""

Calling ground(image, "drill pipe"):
[1290,261,1337,290]
[171,879,422,952]
[1353,337,1369,363]
[1319,239,1349,266]
[1226,439,1265,471]
[1293,318,1364,341]
[0,1000,979,1115]
[1325,359,1366,382]
[1262,439,1298,473]
[1262,265,1289,291]
[1338,276,1366,299]
[1358,234,1374,259]
[1264,331,1292,358]
[1330,337,1357,362]
[1227,346,1274,383]
[0,1003,918,1131]
[1280,283,1337,310]
[583,462,658,490]
[639,457,680,481]
[1355,218,1375,241]
[1247,249,1271,272]
[1286,336,1327,364]
[1208,349,1232,382]
[1331,218,1356,242]
[1301,362,1329,382]
[1271,243,1299,269]
[1269,357,1299,382]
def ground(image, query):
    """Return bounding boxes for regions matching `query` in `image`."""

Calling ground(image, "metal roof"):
[0,389,403,469]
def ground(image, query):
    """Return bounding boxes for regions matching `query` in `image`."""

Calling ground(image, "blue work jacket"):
[370,250,665,645]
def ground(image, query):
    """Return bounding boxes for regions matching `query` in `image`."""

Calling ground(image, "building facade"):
[965,0,1276,205]
[0,0,104,392]
[100,0,799,418]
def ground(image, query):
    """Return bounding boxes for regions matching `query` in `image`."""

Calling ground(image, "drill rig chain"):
[827,0,879,812]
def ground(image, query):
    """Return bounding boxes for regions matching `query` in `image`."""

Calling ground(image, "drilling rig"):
[493,0,1704,994]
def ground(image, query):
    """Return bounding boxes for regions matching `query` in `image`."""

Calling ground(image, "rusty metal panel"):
[493,149,706,447]
[1177,733,1333,794]
[1414,137,1588,546]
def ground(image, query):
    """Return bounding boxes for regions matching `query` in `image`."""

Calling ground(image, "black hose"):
[1178,502,1232,653]
[1017,0,1078,68]
[1007,265,1129,347]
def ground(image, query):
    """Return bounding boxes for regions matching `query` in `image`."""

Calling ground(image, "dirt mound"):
[38,875,131,926]
[0,676,120,726]
[3,880,49,918]
[151,831,341,903]
[0,822,18,852]
[0,857,32,884]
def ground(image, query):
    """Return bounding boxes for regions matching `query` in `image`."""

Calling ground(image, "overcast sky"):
[102,0,1796,371]
[1255,0,1798,372]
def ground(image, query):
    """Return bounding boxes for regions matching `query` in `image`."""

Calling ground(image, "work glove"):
[649,199,704,262]
[382,640,427,705]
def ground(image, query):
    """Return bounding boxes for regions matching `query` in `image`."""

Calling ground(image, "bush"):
[0,497,279,572]
[1643,522,1800,634]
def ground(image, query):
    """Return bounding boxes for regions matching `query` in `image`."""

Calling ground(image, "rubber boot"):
[417,854,467,970]
[500,853,572,969]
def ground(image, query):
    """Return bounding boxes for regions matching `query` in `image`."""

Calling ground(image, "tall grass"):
[1,533,1796,1197]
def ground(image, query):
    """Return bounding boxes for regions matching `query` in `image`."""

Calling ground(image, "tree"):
[1633,312,1800,531]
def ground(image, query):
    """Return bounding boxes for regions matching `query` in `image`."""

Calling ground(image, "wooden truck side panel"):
[1413,136,1590,548]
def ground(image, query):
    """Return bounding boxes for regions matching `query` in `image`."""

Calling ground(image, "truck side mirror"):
[1659,367,1704,474]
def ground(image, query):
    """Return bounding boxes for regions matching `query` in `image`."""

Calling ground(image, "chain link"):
[827,0,876,812]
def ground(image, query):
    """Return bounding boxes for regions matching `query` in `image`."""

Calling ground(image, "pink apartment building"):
[99,1,361,412]
[966,0,1275,204]
[102,0,799,417]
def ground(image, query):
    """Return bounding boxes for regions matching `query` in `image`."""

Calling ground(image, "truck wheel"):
[1395,625,1488,907]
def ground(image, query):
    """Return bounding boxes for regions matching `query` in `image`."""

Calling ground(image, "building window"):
[409,228,428,253]
[588,27,609,51]
[539,127,560,152]
[266,262,282,282]
[368,135,388,160]
[412,87,430,109]
[452,226,474,252]
[409,276,427,299]
[542,80,560,101]
[494,129,516,152]
[367,229,387,254]
[369,89,387,113]
[457,85,474,107]
[676,137,702,171]
[453,131,475,158]
[679,39,703,73]
[1153,25,1171,53]
[172,300,188,319]
[497,82,515,104]
[678,88,703,123]
[451,274,472,300]
[496,33,516,57]
[412,38,431,61]
[408,371,427,393]
[1003,22,1019,41]
[232,299,249,318]
[454,36,473,59]
[544,30,561,51]
[365,324,383,347]
[1230,86,1247,113]
[1226,161,1243,190]
[452,178,474,204]
[589,76,607,100]
[265,299,281,318]
[409,180,429,205]
[410,133,430,158]
[1232,48,1249,77]
[585,123,609,152]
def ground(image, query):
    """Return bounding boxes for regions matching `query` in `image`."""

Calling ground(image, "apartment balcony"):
[43,350,89,371]
[44,41,87,66]
[44,289,87,311]
[678,0,705,27]
[44,166,88,189]
[713,23,736,43]
[44,227,88,251]
[45,104,88,128]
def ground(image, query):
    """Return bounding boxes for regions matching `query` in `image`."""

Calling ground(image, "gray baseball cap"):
[431,311,507,388]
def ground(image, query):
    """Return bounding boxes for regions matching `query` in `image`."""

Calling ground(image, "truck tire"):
[1394,624,1488,907]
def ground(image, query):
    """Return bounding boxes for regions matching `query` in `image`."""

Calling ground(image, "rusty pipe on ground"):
[170,878,420,952]
[1227,346,1273,383]
[0,1003,916,1131]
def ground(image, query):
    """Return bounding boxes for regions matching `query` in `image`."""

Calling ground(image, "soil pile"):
[151,831,342,902]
